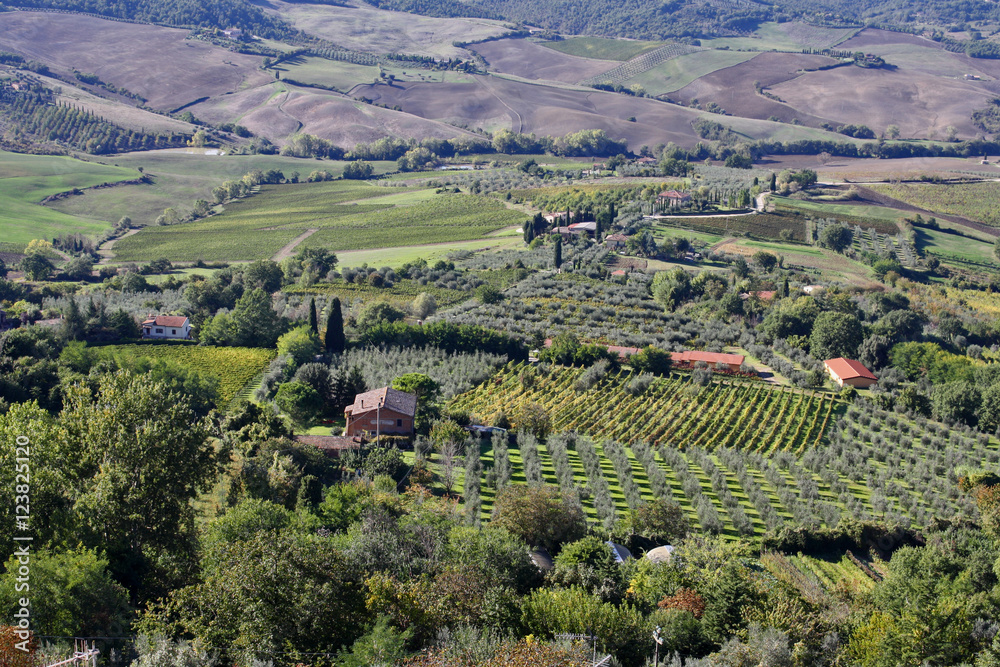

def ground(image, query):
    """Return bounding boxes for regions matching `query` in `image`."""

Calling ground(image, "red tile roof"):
[606,233,628,242]
[671,350,745,366]
[657,190,691,200]
[346,387,417,417]
[824,358,877,381]
[141,315,189,327]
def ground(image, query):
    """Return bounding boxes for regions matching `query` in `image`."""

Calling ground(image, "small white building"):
[142,315,192,340]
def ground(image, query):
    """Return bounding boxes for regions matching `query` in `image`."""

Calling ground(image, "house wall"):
[843,376,877,389]
[144,323,191,339]
[345,407,414,437]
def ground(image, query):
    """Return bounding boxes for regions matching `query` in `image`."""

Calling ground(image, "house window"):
[155,328,163,333]
[171,329,176,334]
[396,419,402,427]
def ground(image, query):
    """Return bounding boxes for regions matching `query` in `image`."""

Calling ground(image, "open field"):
[624,50,757,96]
[352,73,859,150]
[653,212,807,241]
[110,181,526,262]
[0,12,271,112]
[0,151,139,244]
[334,236,523,268]
[540,37,665,62]
[269,0,508,59]
[915,227,997,266]
[45,152,396,227]
[701,21,859,52]
[670,52,842,126]
[771,196,905,233]
[277,56,381,92]
[867,182,1000,228]
[716,239,881,286]
[93,344,276,406]
[189,81,480,147]
[473,39,617,85]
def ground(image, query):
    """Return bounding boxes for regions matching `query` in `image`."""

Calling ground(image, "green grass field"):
[772,197,904,233]
[701,22,858,51]
[278,57,381,90]
[915,227,997,265]
[625,50,757,95]
[111,180,526,262]
[93,344,276,406]
[45,152,398,228]
[650,224,724,246]
[335,236,522,268]
[0,151,139,244]
[540,37,663,61]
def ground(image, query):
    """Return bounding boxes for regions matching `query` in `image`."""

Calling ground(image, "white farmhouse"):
[141,315,192,340]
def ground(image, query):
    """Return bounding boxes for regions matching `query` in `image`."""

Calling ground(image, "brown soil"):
[770,66,990,139]
[472,39,617,84]
[670,52,839,126]
[0,12,272,111]
[351,74,731,149]
[191,82,479,147]
[839,28,941,50]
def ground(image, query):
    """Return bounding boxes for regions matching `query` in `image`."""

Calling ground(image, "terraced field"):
[111,181,525,262]
[450,363,836,453]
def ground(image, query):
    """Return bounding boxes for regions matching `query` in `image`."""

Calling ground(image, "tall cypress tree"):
[324,297,346,354]
[554,236,563,270]
[308,297,318,333]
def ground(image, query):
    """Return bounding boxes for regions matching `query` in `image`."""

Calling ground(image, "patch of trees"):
[0,90,186,154]
[837,124,877,140]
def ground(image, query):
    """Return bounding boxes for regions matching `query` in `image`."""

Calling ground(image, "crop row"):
[654,213,807,241]
[449,362,836,452]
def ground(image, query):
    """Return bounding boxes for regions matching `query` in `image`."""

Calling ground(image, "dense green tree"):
[242,259,284,292]
[357,301,406,331]
[61,370,217,595]
[627,498,690,545]
[629,346,673,376]
[0,547,131,637]
[491,485,585,553]
[819,225,853,253]
[200,288,286,347]
[274,381,322,428]
[19,252,54,281]
[141,532,366,664]
[931,381,981,426]
[325,297,346,353]
[277,325,321,365]
[751,251,778,272]
[809,311,863,360]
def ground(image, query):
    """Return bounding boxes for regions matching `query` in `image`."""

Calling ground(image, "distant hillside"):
[0,0,296,37]
[364,0,1000,40]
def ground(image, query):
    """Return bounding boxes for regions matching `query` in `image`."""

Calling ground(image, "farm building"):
[568,221,597,234]
[553,226,587,239]
[636,157,657,165]
[543,211,570,224]
[344,386,417,438]
[605,233,628,249]
[802,285,825,295]
[671,350,745,372]
[740,290,777,301]
[656,190,692,207]
[141,315,192,340]
[824,358,878,389]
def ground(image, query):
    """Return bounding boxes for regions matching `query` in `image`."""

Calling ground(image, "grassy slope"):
[46,152,398,228]
[111,181,525,262]
[868,182,1000,227]
[0,151,139,244]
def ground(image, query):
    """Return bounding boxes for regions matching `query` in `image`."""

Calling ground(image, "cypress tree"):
[308,297,318,333]
[554,236,563,269]
[523,218,534,244]
[769,172,777,192]
[324,297,346,354]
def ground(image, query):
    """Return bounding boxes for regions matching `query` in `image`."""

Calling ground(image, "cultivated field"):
[0,12,271,111]
[716,239,881,287]
[110,181,525,262]
[269,0,508,59]
[45,152,396,228]
[654,212,807,241]
[0,151,138,244]
[473,39,618,85]
[94,344,276,406]
[540,37,666,62]
[277,57,381,92]
[624,50,757,96]
[868,182,1000,228]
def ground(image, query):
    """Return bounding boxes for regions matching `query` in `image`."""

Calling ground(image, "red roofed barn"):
[141,315,191,340]
[670,350,745,372]
[344,387,417,438]
[824,358,877,388]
